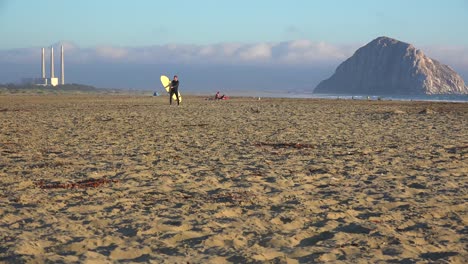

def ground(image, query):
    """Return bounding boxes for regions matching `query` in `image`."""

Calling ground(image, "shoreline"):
[1,92,468,105]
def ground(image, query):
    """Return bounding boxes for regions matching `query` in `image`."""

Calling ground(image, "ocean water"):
[223,91,468,103]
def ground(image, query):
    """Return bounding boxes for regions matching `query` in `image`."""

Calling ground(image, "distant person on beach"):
[214,91,225,100]
[169,75,180,105]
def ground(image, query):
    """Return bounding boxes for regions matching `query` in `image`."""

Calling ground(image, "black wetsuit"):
[169,80,180,105]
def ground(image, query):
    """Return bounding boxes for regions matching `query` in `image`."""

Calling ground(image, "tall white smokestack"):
[61,45,64,85]
[41,48,45,79]
[50,47,55,79]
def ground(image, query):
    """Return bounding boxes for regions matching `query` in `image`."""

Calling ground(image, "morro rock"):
[314,36,468,95]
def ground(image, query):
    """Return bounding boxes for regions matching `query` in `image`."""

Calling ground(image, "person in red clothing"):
[214,91,225,100]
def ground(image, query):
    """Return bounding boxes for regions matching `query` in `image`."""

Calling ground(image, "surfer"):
[169,75,180,105]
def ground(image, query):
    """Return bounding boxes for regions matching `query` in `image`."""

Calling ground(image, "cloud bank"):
[0,40,466,91]
[0,40,356,66]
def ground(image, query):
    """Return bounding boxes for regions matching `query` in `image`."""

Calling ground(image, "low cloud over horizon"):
[1,39,467,92]
[0,39,356,65]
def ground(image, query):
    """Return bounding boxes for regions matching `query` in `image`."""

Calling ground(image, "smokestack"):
[50,47,55,79]
[61,45,64,85]
[41,48,45,79]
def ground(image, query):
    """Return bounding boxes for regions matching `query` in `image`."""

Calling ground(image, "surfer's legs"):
[169,89,179,105]
[175,91,180,105]
[169,89,175,105]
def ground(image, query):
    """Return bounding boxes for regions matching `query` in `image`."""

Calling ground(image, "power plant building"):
[49,47,58,86]
[30,46,64,86]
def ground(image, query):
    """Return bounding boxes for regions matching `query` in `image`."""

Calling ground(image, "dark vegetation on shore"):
[0,83,121,94]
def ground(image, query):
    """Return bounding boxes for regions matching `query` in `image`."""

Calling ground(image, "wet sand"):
[0,95,467,263]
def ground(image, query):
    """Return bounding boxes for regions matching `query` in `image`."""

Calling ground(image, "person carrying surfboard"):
[169,75,180,105]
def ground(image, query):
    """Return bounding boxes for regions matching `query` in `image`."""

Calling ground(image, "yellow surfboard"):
[160,75,182,103]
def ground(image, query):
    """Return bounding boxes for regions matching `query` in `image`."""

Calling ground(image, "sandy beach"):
[0,94,466,263]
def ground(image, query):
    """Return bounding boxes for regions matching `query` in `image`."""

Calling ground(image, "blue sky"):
[1,0,467,48]
[0,0,467,91]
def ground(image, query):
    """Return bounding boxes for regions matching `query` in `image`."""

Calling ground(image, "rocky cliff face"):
[314,37,468,95]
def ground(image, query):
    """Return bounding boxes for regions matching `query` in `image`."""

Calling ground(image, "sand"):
[0,94,466,263]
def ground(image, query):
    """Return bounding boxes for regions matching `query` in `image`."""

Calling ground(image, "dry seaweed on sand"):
[182,123,209,127]
[35,178,119,189]
[255,142,315,149]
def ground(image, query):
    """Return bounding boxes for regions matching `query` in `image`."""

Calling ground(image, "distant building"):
[49,77,59,86]
[24,46,65,86]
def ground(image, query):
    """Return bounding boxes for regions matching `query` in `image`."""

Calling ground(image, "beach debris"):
[338,242,361,248]
[383,110,406,119]
[391,109,406,115]
[255,142,314,149]
[250,107,260,113]
[35,177,119,189]
[418,108,436,115]
[183,123,209,127]
[0,108,24,112]
[95,115,113,122]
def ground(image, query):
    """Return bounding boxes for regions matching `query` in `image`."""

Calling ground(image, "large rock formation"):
[314,36,468,95]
